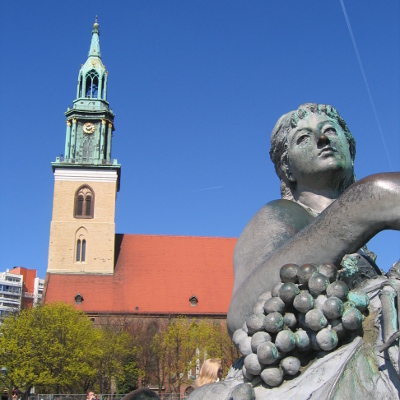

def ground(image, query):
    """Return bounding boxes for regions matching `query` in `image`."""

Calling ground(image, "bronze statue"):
[228,103,400,336]
[189,103,400,400]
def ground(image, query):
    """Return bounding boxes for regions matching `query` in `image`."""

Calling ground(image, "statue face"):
[286,113,353,189]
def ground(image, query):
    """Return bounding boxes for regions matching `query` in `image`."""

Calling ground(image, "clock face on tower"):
[83,122,96,134]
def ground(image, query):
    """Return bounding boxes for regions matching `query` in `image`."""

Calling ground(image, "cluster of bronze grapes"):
[232,263,369,388]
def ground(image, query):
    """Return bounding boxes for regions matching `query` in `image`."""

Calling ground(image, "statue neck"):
[293,190,338,215]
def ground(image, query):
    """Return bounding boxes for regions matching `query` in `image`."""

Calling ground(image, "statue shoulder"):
[233,199,315,293]
[237,199,315,246]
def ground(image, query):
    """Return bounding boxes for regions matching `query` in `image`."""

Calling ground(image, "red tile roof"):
[43,234,236,316]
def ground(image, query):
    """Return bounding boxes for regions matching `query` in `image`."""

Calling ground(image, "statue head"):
[269,103,356,200]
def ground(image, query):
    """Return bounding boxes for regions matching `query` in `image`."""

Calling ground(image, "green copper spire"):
[76,16,108,102]
[88,16,101,59]
[53,17,121,191]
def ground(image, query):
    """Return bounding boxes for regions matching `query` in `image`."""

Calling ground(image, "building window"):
[76,240,81,261]
[81,239,86,262]
[76,239,86,262]
[74,293,84,304]
[189,295,198,307]
[101,76,105,98]
[76,195,84,215]
[85,70,99,98]
[78,72,83,98]
[74,186,94,218]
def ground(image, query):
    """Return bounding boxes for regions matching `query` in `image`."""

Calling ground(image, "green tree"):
[0,303,100,395]
[199,321,239,376]
[115,350,140,395]
[163,318,198,394]
[160,318,239,394]
[95,326,139,394]
[125,318,169,392]
[148,332,167,393]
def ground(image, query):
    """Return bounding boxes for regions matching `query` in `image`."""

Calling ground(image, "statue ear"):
[287,171,296,183]
[283,163,296,183]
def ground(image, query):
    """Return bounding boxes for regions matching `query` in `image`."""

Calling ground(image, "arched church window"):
[92,76,98,97]
[85,70,99,98]
[85,196,92,216]
[74,186,94,218]
[81,239,86,262]
[76,239,87,262]
[76,239,81,262]
[76,194,84,215]
[101,76,105,99]
[78,72,83,98]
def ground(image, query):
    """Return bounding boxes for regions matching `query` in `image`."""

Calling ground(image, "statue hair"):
[269,103,357,200]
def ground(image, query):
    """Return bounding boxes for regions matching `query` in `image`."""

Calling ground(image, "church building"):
[42,19,236,323]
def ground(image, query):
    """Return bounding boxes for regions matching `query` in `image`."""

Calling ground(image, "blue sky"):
[1,1,399,279]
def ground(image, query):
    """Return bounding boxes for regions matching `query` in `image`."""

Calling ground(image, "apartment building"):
[0,267,44,320]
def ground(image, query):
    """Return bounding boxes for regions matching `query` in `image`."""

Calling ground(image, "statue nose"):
[317,133,330,147]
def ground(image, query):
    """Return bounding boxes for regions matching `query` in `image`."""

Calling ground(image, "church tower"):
[48,18,121,275]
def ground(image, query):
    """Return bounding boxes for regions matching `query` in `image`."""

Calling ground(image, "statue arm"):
[227,172,400,335]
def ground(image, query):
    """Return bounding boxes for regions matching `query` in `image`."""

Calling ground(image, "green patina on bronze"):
[52,17,121,188]
[331,344,380,399]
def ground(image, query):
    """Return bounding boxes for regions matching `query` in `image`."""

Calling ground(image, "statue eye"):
[324,127,337,135]
[296,134,309,145]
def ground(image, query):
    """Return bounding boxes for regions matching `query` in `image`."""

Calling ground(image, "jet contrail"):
[191,185,223,193]
[340,0,393,171]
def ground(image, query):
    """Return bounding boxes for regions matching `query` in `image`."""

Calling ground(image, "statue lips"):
[318,146,337,157]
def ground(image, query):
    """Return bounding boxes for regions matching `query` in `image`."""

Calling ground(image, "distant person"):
[86,391,96,400]
[12,390,21,400]
[194,358,223,388]
[12,389,21,400]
